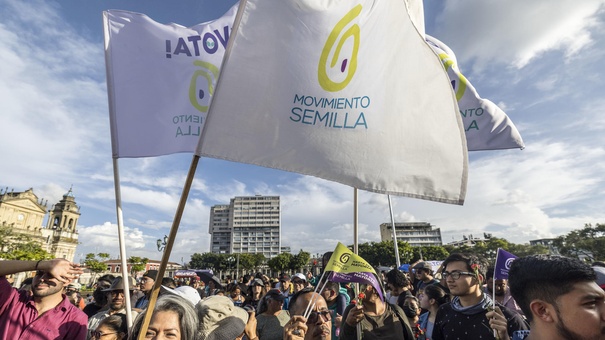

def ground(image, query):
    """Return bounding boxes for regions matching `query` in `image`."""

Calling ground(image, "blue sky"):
[1,0,604,264]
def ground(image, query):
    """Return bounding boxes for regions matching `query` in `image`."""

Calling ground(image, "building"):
[0,187,80,262]
[447,233,492,247]
[209,195,281,259]
[379,222,443,246]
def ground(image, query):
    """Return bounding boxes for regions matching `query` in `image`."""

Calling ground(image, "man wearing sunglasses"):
[0,258,87,339]
[285,287,332,340]
[432,253,528,340]
[87,276,138,339]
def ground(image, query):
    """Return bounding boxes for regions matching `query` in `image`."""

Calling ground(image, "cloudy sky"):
[1,0,604,265]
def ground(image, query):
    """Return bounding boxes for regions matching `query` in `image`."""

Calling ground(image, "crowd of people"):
[0,252,604,340]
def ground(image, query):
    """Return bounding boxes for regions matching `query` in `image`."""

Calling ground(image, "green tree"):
[84,253,110,283]
[128,256,149,276]
[553,223,605,261]
[289,250,311,272]
[268,252,292,273]
[189,253,227,271]
[251,253,266,270]
[0,225,52,260]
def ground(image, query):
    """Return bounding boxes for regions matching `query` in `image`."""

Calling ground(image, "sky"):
[1,0,605,265]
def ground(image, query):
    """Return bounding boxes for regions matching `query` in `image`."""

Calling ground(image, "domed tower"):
[43,187,80,261]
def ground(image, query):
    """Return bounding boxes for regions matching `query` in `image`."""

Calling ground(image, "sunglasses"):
[91,331,118,339]
[307,310,332,324]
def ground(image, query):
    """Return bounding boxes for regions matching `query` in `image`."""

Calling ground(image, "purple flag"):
[494,248,518,279]
[329,271,384,302]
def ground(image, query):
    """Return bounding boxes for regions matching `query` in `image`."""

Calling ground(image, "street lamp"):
[157,235,168,252]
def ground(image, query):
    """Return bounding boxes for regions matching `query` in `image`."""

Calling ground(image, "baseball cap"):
[198,296,249,340]
[143,270,158,281]
[292,273,306,282]
[265,288,285,301]
[412,262,431,270]
[161,285,202,306]
[251,278,264,287]
[279,273,290,281]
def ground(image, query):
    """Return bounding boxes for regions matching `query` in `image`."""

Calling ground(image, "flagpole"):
[387,195,401,268]
[136,154,201,340]
[353,188,362,340]
[111,158,134,328]
[492,248,499,339]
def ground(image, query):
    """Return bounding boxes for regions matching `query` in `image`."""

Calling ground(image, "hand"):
[345,305,364,326]
[284,315,308,340]
[486,306,510,340]
[42,259,83,284]
[244,310,258,339]
[332,311,342,328]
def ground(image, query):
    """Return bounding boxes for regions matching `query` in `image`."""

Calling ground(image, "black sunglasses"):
[307,310,331,324]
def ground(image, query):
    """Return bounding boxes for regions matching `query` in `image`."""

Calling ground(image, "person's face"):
[320,287,336,303]
[291,293,331,340]
[208,281,216,289]
[443,261,480,297]
[415,269,429,281]
[419,291,432,310]
[145,310,181,339]
[92,324,121,340]
[109,290,127,311]
[231,288,241,298]
[32,270,64,298]
[550,281,605,340]
[281,279,291,290]
[67,291,79,305]
[140,277,155,293]
[292,278,306,293]
[253,284,262,294]
[487,278,507,296]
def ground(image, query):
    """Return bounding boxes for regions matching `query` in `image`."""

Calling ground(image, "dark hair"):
[385,269,410,288]
[288,287,317,314]
[423,284,449,306]
[98,313,128,339]
[323,281,340,293]
[243,274,252,282]
[508,255,596,323]
[485,266,495,279]
[441,253,487,282]
[162,277,177,288]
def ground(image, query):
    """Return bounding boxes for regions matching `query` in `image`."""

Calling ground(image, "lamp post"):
[157,235,168,252]
[227,256,235,281]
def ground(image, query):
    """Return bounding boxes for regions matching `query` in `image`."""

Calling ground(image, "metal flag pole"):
[387,195,401,268]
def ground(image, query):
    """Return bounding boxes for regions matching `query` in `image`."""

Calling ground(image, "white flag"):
[198,0,468,204]
[103,5,237,158]
[426,35,525,151]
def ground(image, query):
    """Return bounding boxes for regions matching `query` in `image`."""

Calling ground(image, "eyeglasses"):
[307,310,332,324]
[91,330,118,338]
[441,271,475,280]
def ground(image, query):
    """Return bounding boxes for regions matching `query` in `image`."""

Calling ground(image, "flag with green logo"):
[197,0,468,204]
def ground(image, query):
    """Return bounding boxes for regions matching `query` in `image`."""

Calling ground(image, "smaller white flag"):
[426,35,525,151]
[103,5,237,158]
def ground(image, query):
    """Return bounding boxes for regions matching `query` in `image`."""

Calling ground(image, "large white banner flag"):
[198,0,468,204]
[103,5,237,158]
[426,35,525,151]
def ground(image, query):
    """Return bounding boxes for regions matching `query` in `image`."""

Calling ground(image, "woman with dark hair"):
[128,294,198,340]
[417,284,449,340]
[91,314,128,340]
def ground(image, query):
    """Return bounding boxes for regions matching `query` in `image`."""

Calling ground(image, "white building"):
[209,195,281,259]
[379,222,443,246]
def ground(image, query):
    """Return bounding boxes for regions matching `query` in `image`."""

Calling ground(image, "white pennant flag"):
[426,35,525,151]
[103,5,238,158]
[198,0,468,204]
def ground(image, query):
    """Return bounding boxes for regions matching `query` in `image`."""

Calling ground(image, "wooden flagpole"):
[136,154,200,340]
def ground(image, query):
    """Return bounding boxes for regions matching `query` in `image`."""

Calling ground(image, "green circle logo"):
[318,4,362,92]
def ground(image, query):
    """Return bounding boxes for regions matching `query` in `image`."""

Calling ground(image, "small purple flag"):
[494,248,518,279]
[329,271,384,302]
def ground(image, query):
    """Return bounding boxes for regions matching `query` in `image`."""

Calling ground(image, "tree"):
[128,256,149,276]
[0,225,52,261]
[552,223,605,261]
[267,252,291,273]
[289,250,311,272]
[190,252,227,272]
[84,253,110,283]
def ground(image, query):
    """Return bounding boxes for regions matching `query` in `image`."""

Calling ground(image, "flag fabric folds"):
[197,0,468,204]
[324,243,384,301]
[425,35,525,151]
[103,5,237,158]
[494,248,518,280]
